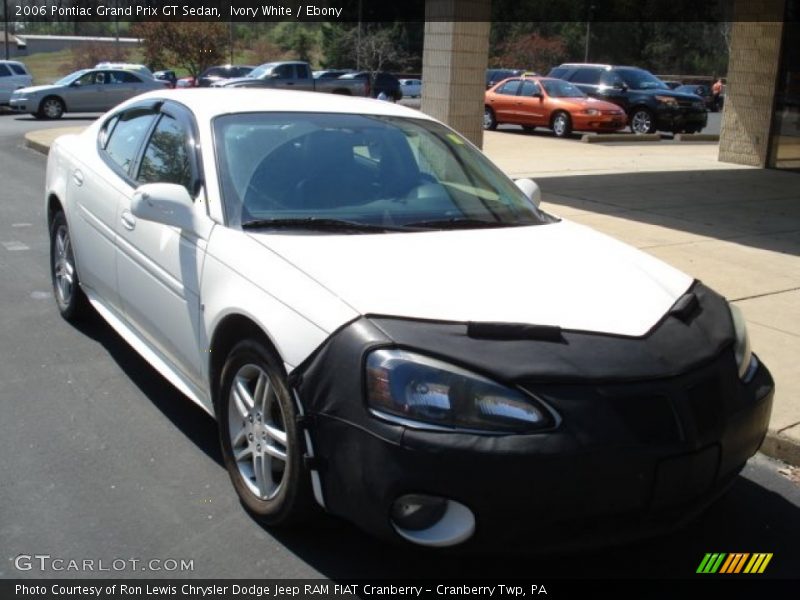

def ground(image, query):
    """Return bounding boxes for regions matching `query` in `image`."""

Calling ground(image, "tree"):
[493,33,568,73]
[131,22,228,79]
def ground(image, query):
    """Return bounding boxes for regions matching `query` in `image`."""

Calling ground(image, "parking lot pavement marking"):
[12,223,32,228]
[1,241,30,251]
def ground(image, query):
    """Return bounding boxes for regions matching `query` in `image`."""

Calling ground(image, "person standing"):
[712,78,724,111]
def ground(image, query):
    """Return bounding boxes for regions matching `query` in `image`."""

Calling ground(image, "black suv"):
[548,64,708,134]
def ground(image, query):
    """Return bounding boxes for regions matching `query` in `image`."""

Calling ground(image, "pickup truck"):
[213,61,370,96]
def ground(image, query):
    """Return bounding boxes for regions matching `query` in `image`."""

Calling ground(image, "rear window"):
[9,63,28,75]
[104,109,158,174]
[0,64,10,77]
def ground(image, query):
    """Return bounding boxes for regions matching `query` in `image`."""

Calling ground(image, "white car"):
[0,60,33,105]
[46,89,773,549]
[399,78,422,98]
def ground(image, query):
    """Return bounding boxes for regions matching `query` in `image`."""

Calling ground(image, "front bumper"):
[9,96,32,112]
[654,105,708,132]
[293,283,774,549]
[573,114,627,132]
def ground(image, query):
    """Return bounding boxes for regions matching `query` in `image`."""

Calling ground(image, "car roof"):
[555,63,647,71]
[125,88,437,123]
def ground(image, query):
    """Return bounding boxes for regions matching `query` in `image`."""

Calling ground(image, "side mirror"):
[71,80,82,87]
[515,178,541,208]
[132,183,196,230]
[533,92,543,99]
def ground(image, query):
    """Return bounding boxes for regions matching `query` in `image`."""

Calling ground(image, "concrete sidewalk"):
[26,125,800,465]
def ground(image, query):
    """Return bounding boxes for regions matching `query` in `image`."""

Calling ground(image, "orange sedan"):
[484,76,627,137]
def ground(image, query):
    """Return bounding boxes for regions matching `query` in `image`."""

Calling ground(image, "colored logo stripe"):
[697,553,773,574]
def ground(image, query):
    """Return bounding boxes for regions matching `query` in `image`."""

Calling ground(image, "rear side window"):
[520,80,540,96]
[104,110,157,174]
[549,67,569,79]
[571,68,602,84]
[0,64,10,77]
[296,64,310,79]
[111,71,142,83]
[9,63,27,75]
[137,115,192,190]
[496,80,521,95]
[599,71,623,86]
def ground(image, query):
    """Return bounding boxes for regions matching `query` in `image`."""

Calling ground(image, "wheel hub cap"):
[53,226,74,306]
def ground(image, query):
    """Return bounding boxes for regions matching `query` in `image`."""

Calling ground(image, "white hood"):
[250,220,693,337]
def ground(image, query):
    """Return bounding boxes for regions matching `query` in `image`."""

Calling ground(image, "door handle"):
[72,169,84,187]
[121,210,137,231]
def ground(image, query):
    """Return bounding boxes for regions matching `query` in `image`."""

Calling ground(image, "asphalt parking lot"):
[0,110,798,580]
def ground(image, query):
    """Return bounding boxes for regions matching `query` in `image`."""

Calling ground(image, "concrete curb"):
[674,133,720,142]
[22,129,800,468]
[582,133,661,143]
[761,431,800,467]
[25,134,51,156]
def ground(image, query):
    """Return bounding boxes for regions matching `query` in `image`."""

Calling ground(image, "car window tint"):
[9,63,27,75]
[599,71,623,86]
[0,64,11,77]
[520,80,539,96]
[549,67,568,78]
[137,115,192,190]
[99,115,120,149]
[497,80,521,95]
[296,63,310,78]
[571,68,602,84]
[104,110,157,174]
[112,71,141,83]
[75,71,96,86]
[205,67,225,77]
[274,64,294,78]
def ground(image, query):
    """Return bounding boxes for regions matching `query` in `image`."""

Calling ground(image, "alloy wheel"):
[42,98,64,119]
[53,224,75,309]
[631,110,653,134]
[227,363,288,500]
[553,114,568,136]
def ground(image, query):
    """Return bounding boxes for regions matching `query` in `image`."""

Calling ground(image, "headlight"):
[582,108,601,116]
[729,304,757,381]
[365,349,555,433]
[655,95,678,106]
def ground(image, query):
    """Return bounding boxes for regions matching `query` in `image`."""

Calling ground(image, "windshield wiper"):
[241,217,409,233]
[403,218,523,230]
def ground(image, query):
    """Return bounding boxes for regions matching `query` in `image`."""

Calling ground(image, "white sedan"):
[47,89,773,548]
[399,78,422,98]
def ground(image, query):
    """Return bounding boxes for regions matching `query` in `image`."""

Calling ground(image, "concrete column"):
[718,0,785,166]
[421,0,491,148]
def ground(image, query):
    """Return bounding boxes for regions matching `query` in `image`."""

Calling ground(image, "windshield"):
[617,68,668,90]
[54,69,90,86]
[541,79,585,98]
[248,63,277,79]
[213,112,555,232]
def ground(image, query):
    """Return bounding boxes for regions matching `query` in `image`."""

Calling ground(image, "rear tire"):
[218,338,314,526]
[50,211,90,321]
[483,107,497,130]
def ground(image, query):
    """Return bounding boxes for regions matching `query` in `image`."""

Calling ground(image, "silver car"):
[9,68,166,119]
[0,60,33,105]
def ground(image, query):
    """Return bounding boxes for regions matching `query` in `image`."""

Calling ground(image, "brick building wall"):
[421,0,491,148]
[719,0,786,166]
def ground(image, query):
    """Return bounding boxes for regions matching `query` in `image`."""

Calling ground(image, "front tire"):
[38,96,65,120]
[551,111,572,137]
[630,108,656,134]
[218,339,313,526]
[50,211,89,321]
[483,106,497,130]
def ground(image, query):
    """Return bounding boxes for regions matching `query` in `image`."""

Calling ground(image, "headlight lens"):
[365,349,554,433]
[655,95,678,106]
[729,304,756,381]
[582,108,601,115]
